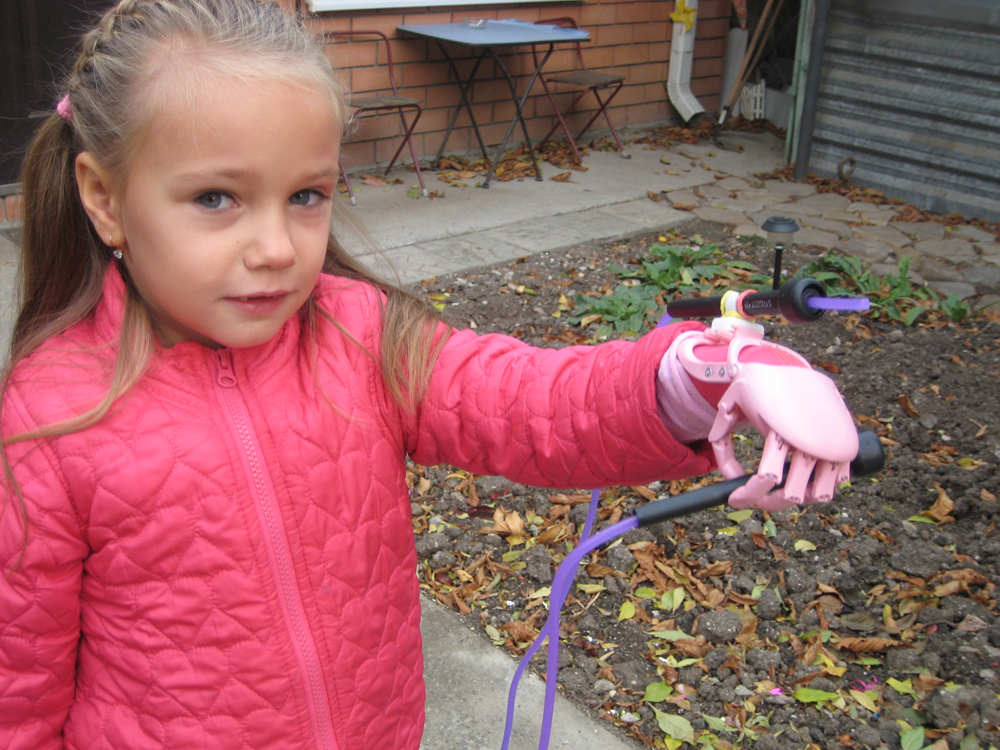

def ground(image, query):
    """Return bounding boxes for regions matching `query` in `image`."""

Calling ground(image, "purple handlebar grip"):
[807,297,871,311]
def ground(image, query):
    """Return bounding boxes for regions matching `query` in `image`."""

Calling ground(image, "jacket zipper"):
[212,350,340,750]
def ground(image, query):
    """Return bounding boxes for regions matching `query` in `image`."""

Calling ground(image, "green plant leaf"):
[643,681,673,703]
[792,688,840,703]
[703,715,729,732]
[899,726,925,750]
[619,601,636,622]
[654,710,695,743]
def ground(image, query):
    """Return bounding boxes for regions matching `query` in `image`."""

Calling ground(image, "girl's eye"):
[196,191,233,211]
[289,189,326,207]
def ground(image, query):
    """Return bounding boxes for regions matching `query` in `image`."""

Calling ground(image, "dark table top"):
[397,19,590,48]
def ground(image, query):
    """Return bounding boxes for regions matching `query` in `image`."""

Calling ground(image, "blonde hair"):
[2,0,444,553]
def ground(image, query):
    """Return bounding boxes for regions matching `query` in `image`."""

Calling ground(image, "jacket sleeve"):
[0,390,87,750]
[404,322,715,489]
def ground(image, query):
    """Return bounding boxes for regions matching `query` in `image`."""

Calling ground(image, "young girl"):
[0,2,857,748]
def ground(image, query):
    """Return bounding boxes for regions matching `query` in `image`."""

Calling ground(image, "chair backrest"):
[533,17,588,71]
[318,30,403,97]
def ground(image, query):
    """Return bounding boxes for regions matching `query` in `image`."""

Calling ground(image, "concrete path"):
[2,125,998,750]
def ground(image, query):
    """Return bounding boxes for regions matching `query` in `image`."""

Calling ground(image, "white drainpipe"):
[667,0,706,123]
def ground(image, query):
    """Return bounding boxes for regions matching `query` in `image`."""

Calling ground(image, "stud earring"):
[113,249,123,260]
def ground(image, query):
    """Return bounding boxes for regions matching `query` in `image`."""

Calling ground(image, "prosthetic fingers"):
[674,325,858,511]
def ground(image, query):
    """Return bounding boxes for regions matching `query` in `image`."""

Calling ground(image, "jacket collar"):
[93,263,306,383]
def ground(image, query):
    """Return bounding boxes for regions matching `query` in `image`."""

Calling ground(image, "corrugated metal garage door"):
[809,0,1000,221]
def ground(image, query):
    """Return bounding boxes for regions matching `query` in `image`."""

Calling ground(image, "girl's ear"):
[76,152,124,247]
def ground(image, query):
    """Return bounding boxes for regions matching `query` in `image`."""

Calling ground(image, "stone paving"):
[670,176,1000,309]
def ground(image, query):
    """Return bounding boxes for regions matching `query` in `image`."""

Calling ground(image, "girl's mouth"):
[227,293,289,314]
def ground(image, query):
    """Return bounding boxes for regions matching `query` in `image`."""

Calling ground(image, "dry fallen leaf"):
[550,172,574,182]
[921,483,956,524]
[833,637,911,652]
[897,394,920,418]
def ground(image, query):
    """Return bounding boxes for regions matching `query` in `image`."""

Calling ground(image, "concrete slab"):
[0,233,18,363]
[420,597,632,750]
[340,131,785,257]
[763,179,816,198]
[693,206,750,225]
[851,224,913,250]
[892,222,947,242]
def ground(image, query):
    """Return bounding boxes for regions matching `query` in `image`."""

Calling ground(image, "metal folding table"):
[397,20,591,188]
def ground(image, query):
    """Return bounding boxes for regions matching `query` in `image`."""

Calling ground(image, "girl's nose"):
[245,211,296,269]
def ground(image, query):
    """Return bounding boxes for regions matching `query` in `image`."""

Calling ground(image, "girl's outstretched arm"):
[403,322,715,488]
[0,391,87,749]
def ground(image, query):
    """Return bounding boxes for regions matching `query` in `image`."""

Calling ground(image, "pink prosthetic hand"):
[661,325,858,511]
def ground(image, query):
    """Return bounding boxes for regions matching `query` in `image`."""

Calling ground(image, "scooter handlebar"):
[634,430,884,527]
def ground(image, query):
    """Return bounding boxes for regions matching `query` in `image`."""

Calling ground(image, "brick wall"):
[285,0,732,172]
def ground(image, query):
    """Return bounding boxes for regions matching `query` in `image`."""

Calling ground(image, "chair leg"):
[338,157,357,207]
[574,83,627,156]
[387,106,428,197]
[537,77,584,164]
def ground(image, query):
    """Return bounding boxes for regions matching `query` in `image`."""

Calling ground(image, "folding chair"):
[319,30,428,205]
[532,18,628,164]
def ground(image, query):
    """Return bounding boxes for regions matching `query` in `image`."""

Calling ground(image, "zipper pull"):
[214,350,238,388]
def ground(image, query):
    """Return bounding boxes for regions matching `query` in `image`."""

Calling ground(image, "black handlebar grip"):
[634,430,886,527]
[665,296,723,319]
[777,277,825,323]
[850,430,885,478]
[665,278,827,323]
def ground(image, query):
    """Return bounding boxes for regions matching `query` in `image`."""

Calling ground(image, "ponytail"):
[14,114,108,363]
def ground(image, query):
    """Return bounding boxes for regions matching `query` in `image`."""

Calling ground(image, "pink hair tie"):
[56,94,73,121]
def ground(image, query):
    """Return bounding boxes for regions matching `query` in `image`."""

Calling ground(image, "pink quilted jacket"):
[0,267,712,750]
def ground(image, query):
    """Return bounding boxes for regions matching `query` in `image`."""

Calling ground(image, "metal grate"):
[810,2,1000,221]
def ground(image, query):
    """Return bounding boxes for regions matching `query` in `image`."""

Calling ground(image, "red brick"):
[625,101,666,125]
[402,61,452,88]
[648,41,670,62]
[693,56,724,78]
[614,43,651,67]
[627,62,667,85]
[351,66,389,94]
[340,139,375,170]
[390,39,432,64]
[349,14,404,37]
[613,84,647,107]
[352,112,407,140]
[583,45,615,70]
[651,2,673,22]
[698,0,732,19]
[324,39,378,69]
[492,98,518,123]
[643,81,667,103]
[634,22,670,44]
[691,76,721,97]
[693,37,726,58]
[616,2,652,24]
[700,93,721,112]
[596,25,633,48]
[375,137,418,166]
[537,12,581,28]
[695,18,729,39]
[478,121,510,148]
[473,77,514,102]
[414,106,455,134]
[402,11,453,25]
[540,48,578,74]
[579,3,617,27]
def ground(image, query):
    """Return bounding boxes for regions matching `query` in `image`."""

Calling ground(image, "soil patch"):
[406,220,1000,750]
